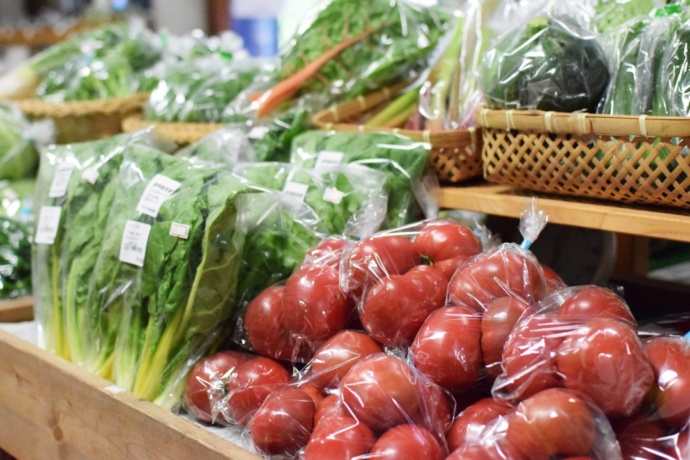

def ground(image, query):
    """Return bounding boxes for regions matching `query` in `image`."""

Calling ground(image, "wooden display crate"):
[0,329,261,460]
[0,297,33,322]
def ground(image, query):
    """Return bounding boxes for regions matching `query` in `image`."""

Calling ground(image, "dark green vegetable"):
[0,217,31,299]
[655,17,690,116]
[482,16,610,113]
[290,131,430,229]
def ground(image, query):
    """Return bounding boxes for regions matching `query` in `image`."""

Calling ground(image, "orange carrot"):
[252,27,381,118]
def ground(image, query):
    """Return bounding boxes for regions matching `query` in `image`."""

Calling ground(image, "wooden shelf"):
[0,329,261,460]
[439,184,690,243]
[0,297,33,322]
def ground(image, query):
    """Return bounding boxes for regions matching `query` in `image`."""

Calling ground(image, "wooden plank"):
[0,329,261,460]
[439,184,690,243]
[0,297,33,322]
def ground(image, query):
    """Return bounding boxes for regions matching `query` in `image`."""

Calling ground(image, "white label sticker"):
[282,181,309,202]
[119,220,152,267]
[48,162,75,198]
[248,126,269,140]
[81,167,100,184]
[34,206,62,245]
[169,222,190,239]
[314,151,344,173]
[135,174,181,218]
[323,187,345,204]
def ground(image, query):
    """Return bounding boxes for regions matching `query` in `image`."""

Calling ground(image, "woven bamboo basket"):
[12,93,149,144]
[121,113,225,146]
[311,83,482,184]
[478,107,690,209]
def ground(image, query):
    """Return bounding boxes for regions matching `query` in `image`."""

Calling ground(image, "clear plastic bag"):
[176,125,253,167]
[0,179,35,221]
[290,130,435,230]
[0,217,31,299]
[0,103,51,181]
[481,11,609,112]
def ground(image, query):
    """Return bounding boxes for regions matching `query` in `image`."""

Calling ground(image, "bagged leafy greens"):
[233,162,388,237]
[481,14,609,113]
[250,0,450,118]
[143,56,261,123]
[0,217,31,300]
[654,13,690,116]
[85,148,259,410]
[176,125,253,167]
[290,130,433,229]
[32,129,173,361]
[0,179,35,220]
[0,103,48,181]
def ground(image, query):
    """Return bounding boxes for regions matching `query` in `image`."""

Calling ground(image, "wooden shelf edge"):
[0,329,261,460]
[0,297,34,322]
[439,184,690,243]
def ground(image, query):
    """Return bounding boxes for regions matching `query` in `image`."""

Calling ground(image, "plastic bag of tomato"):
[182,217,690,459]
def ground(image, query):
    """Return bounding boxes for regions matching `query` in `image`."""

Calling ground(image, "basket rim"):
[121,113,225,144]
[477,107,690,139]
[10,92,150,118]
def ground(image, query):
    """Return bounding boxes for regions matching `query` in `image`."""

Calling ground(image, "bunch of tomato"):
[183,218,690,459]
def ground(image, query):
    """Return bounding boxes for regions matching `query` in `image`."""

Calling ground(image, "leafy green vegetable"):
[0,179,35,220]
[0,104,40,181]
[144,58,259,122]
[290,130,430,229]
[245,107,310,162]
[482,15,610,113]
[85,148,255,409]
[0,217,31,299]
[654,16,690,116]
[593,0,656,34]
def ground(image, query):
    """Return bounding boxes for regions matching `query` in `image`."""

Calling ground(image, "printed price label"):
[136,174,181,217]
[322,187,344,204]
[314,151,344,173]
[119,220,151,267]
[248,126,269,140]
[34,206,62,245]
[169,222,190,239]
[282,181,309,202]
[48,162,75,198]
[81,167,100,184]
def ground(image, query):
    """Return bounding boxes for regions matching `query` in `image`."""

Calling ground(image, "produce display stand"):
[0,329,261,460]
[0,22,110,47]
[0,297,33,322]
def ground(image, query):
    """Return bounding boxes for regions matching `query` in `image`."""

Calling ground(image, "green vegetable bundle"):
[0,217,31,300]
[0,104,42,181]
[85,149,257,409]
[0,179,35,220]
[251,0,450,117]
[290,131,432,230]
[32,129,171,360]
[655,15,690,116]
[233,162,388,237]
[481,15,610,113]
[143,58,260,123]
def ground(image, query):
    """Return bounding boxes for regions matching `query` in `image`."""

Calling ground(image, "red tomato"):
[446,443,506,460]
[184,350,252,424]
[282,263,353,347]
[303,237,348,266]
[670,428,690,460]
[481,297,532,378]
[434,255,473,281]
[413,219,482,262]
[343,234,421,298]
[410,306,482,391]
[244,286,300,361]
[497,314,566,400]
[448,245,546,311]
[225,357,291,426]
[362,264,447,347]
[315,394,348,426]
[307,330,383,391]
[248,387,316,456]
[413,379,454,439]
[645,335,690,429]
[556,318,654,417]
[340,353,421,432]
[296,381,325,407]
[541,264,567,292]
[303,415,376,460]
[558,286,636,325]
[447,398,513,452]
[505,388,596,460]
[613,413,670,460]
[368,424,445,460]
